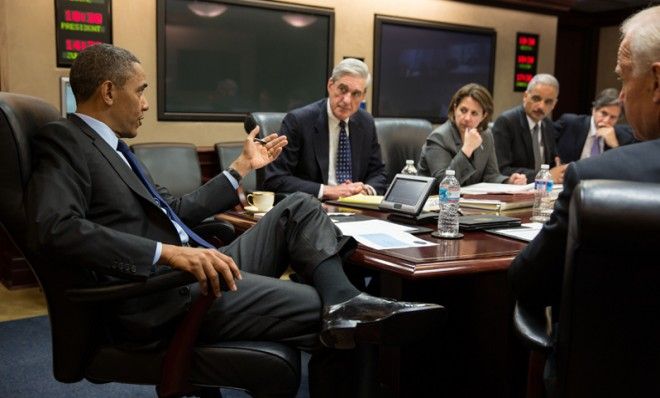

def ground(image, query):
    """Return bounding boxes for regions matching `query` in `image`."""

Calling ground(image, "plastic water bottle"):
[438,169,461,237]
[401,159,417,175]
[531,164,554,222]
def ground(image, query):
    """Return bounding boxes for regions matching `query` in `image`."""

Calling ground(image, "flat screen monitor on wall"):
[157,0,333,122]
[373,16,496,124]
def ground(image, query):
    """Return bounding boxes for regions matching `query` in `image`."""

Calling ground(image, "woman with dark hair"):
[418,83,527,186]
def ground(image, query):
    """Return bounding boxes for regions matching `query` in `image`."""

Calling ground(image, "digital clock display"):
[55,0,112,67]
[513,33,539,92]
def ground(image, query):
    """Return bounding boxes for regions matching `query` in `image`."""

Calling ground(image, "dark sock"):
[312,256,361,306]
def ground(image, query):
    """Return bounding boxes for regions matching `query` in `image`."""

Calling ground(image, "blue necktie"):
[116,140,214,249]
[336,121,352,184]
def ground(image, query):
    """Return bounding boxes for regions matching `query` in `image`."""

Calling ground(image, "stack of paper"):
[459,183,535,210]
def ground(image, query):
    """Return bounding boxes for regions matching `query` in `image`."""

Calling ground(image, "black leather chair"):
[215,141,257,193]
[374,118,433,184]
[514,179,660,398]
[131,142,203,198]
[250,112,285,138]
[248,112,285,190]
[132,142,235,246]
[0,92,301,398]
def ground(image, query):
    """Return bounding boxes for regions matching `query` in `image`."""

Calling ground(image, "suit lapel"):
[517,107,535,165]
[68,115,155,204]
[348,116,364,181]
[540,118,557,164]
[577,116,590,152]
[312,100,330,183]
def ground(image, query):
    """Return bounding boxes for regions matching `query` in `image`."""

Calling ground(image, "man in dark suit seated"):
[508,5,660,393]
[25,44,441,393]
[554,88,636,163]
[492,73,569,183]
[263,58,387,200]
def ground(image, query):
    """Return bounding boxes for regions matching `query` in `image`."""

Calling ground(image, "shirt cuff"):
[222,170,240,190]
[318,184,324,199]
[152,241,163,272]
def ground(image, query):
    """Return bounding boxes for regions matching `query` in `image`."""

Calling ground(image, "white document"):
[334,219,437,250]
[461,182,534,195]
[487,222,544,242]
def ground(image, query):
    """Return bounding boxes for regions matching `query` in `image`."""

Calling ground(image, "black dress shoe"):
[320,293,445,349]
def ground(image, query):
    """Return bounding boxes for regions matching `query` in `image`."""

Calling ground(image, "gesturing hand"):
[244,126,288,170]
[229,126,289,178]
[160,244,242,297]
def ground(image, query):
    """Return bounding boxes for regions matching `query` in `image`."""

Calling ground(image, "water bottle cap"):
[446,169,455,176]
[541,164,550,170]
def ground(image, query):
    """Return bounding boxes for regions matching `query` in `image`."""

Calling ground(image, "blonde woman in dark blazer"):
[418,83,527,186]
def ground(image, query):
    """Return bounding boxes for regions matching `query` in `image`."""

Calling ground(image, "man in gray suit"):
[492,73,568,183]
[26,44,441,383]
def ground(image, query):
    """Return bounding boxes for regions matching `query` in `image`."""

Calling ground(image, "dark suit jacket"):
[508,138,656,310]
[492,105,559,182]
[263,99,387,195]
[27,114,239,340]
[553,113,636,163]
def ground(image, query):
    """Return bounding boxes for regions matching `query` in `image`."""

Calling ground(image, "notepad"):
[336,194,383,208]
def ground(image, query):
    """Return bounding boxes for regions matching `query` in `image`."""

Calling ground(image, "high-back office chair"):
[132,142,236,245]
[374,118,433,184]
[0,92,301,398]
[248,112,285,190]
[131,142,202,198]
[514,179,660,398]
[215,141,257,193]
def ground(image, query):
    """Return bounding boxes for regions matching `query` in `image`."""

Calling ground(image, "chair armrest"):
[66,270,196,303]
[68,268,218,398]
[513,301,554,353]
[193,218,236,245]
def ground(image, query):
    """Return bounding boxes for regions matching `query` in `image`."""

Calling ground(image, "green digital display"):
[55,0,112,67]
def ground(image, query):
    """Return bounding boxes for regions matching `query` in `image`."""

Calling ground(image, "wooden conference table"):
[218,203,531,397]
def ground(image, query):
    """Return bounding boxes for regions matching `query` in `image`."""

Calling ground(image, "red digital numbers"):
[518,36,537,47]
[64,10,103,25]
[65,39,101,51]
[515,73,533,83]
[517,55,535,64]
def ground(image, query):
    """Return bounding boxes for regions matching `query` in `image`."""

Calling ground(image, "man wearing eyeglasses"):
[492,73,568,183]
[264,58,387,200]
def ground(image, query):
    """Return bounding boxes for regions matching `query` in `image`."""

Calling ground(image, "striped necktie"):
[531,123,542,170]
[116,140,214,249]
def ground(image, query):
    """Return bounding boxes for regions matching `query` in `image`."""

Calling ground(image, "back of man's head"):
[70,44,140,103]
[621,5,660,76]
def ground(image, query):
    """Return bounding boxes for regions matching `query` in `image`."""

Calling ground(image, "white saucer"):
[244,205,273,214]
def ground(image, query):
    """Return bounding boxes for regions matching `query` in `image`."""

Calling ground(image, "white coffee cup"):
[247,191,275,211]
